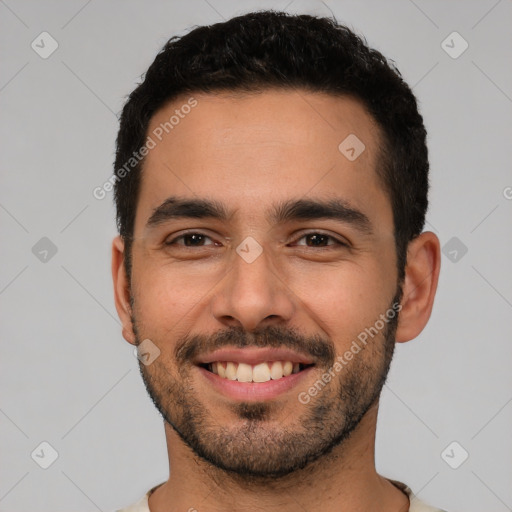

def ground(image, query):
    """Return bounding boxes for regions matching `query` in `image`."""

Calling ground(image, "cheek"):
[131,259,225,326]
[287,262,394,343]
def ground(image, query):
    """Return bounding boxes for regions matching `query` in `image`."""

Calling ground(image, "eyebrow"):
[146,196,372,234]
[146,197,231,228]
[271,198,373,234]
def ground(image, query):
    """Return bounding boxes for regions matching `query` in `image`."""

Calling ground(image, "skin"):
[112,89,441,512]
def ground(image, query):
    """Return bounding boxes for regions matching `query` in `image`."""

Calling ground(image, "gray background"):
[1,0,511,510]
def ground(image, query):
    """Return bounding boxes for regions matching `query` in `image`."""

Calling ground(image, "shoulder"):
[114,482,164,512]
[114,492,149,512]
[389,479,448,512]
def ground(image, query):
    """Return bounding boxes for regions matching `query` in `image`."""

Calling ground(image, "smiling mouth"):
[199,361,315,383]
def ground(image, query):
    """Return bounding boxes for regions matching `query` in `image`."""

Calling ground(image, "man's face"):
[126,90,400,477]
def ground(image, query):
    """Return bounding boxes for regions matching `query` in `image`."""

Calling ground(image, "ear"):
[395,231,441,343]
[112,236,136,345]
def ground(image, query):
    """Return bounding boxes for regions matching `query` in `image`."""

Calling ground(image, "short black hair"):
[114,10,429,283]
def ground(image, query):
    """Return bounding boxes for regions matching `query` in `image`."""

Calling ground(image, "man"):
[111,10,443,512]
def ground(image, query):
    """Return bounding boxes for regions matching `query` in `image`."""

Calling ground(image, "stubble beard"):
[131,289,401,480]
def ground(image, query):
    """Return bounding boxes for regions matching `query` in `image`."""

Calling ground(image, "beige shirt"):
[116,479,447,511]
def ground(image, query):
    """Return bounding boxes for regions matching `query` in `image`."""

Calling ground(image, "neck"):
[149,402,409,512]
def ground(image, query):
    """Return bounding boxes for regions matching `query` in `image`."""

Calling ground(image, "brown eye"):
[293,232,347,248]
[165,233,216,247]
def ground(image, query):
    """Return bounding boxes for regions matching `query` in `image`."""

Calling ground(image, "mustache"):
[175,325,335,366]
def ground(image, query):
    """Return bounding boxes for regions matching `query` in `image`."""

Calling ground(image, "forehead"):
[146,89,380,160]
[136,89,390,231]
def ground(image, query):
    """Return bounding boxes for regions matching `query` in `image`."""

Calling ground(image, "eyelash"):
[164,231,348,248]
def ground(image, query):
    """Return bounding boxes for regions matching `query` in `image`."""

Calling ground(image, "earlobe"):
[395,231,441,343]
[111,235,136,345]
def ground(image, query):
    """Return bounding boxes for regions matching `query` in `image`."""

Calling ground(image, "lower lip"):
[197,365,315,401]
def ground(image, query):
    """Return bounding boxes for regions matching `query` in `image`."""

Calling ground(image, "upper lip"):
[194,347,315,366]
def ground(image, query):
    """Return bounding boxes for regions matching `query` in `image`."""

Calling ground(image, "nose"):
[210,244,296,332]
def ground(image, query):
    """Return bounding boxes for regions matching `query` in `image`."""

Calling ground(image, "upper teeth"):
[209,361,301,382]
